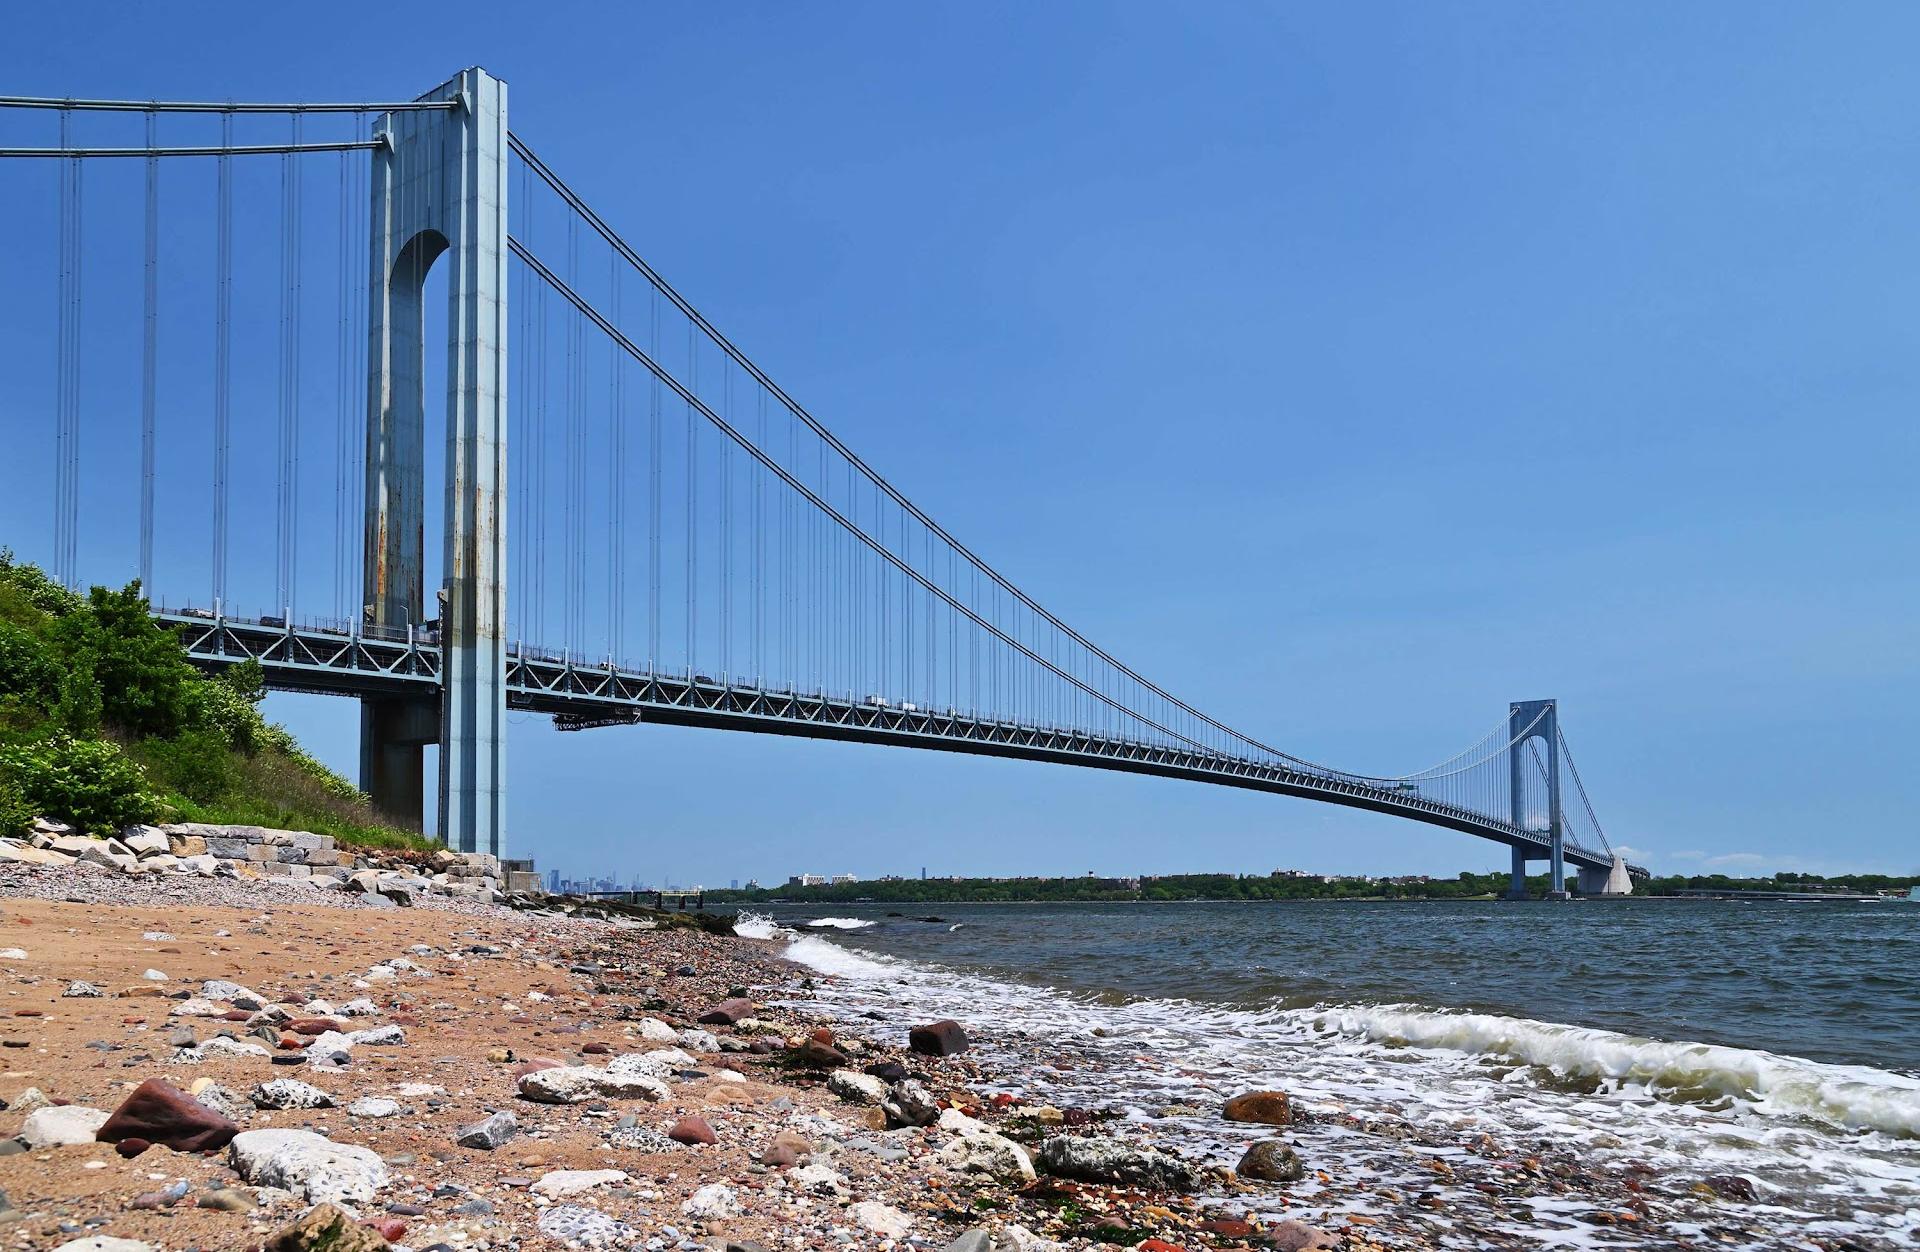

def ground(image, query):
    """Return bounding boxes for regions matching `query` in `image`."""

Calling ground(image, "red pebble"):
[365,1218,407,1241]
[581,1043,609,1055]
[114,1137,151,1159]
[13,1010,42,1018]
[808,1027,835,1045]
[1140,1242,1189,1252]
[277,1035,305,1050]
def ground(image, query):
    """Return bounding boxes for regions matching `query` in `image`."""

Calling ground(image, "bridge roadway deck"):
[155,613,1613,870]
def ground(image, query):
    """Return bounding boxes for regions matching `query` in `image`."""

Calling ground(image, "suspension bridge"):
[0,68,1637,899]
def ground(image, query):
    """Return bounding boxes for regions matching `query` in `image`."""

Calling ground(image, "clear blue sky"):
[1,4,1914,884]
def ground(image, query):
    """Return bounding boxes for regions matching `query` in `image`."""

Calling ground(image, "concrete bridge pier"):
[1577,854,1634,896]
[1506,845,1531,901]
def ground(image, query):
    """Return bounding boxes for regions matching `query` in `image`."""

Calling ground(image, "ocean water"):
[736,899,1920,1248]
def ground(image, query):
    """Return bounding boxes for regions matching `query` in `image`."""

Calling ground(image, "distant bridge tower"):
[360,68,510,858]
[1505,698,1564,900]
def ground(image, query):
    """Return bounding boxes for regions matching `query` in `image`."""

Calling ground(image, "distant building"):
[829,873,858,885]
[787,873,828,888]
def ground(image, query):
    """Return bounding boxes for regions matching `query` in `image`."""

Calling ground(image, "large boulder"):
[97,1078,238,1153]
[1222,1089,1293,1126]
[909,1019,971,1056]
[229,1129,387,1204]
[1035,1135,1199,1192]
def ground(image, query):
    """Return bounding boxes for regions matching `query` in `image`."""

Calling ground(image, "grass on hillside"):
[0,551,433,852]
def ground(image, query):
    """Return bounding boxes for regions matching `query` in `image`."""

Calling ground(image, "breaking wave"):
[1308,1003,1920,1138]
[806,916,877,930]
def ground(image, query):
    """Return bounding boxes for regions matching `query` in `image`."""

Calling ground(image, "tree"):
[49,581,197,738]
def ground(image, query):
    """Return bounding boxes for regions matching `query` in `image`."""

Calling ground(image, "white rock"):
[531,1168,629,1198]
[228,1128,387,1204]
[517,1064,670,1104]
[347,1024,405,1046]
[996,1225,1067,1252]
[937,1106,988,1134]
[250,1079,335,1110]
[682,1182,741,1218]
[21,1104,110,1147]
[789,1161,848,1195]
[10,1087,51,1112]
[140,968,168,981]
[0,948,28,960]
[200,979,261,1003]
[635,1017,677,1042]
[63,980,101,997]
[850,1200,914,1238]
[169,998,227,1017]
[347,1097,402,1119]
[938,1129,1037,1182]
[605,1048,694,1080]
[828,1069,889,1105]
[303,1000,337,1015]
[677,1028,722,1053]
[183,1036,271,1060]
[50,1238,156,1252]
[338,998,381,1017]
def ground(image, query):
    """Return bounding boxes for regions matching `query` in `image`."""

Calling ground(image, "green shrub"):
[49,581,197,739]
[0,733,162,833]
[0,624,59,701]
[0,550,82,619]
[0,774,28,838]
[138,729,239,805]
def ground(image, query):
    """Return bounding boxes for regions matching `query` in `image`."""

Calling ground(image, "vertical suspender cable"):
[685,324,697,671]
[140,108,158,596]
[608,251,624,662]
[714,364,725,675]
[212,111,233,611]
[276,116,297,615]
[53,107,76,589]
[648,282,661,668]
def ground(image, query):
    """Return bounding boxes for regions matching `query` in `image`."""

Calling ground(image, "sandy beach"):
[0,863,1864,1252]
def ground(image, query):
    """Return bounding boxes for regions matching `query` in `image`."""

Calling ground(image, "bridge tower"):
[1505,698,1564,900]
[360,68,510,858]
